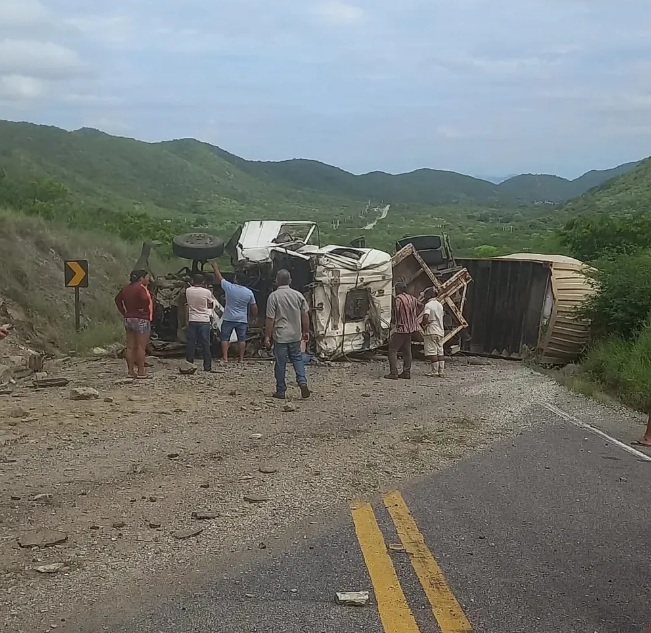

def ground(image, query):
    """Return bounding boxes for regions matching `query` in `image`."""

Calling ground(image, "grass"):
[540,328,651,412]
[581,329,651,412]
[0,208,164,354]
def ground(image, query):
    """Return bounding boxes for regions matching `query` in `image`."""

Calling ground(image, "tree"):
[558,212,651,262]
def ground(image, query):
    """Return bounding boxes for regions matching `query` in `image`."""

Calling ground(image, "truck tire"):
[172,233,225,261]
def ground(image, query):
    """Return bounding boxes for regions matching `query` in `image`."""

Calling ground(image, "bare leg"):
[135,333,149,377]
[220,341,229,363]
[125,330,137,377]
[437,354,445,377]
[639,413,651,446]
[237,341,246,363]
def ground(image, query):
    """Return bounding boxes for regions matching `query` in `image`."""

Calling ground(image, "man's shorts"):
[220,320,247,342]
[124,318,151,334]
[423,334,443,357]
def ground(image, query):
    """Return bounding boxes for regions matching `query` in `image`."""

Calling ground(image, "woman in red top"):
[114,270,153,379]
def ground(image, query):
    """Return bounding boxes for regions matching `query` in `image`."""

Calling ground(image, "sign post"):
[64,260,89,332]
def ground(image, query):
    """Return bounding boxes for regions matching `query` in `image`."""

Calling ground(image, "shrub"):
[583,325,651,412]
[580,250,651,339]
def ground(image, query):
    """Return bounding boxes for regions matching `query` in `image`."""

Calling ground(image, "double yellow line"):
[351,491,472,633]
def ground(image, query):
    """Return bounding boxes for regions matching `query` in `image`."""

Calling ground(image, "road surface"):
[71,396,651,633]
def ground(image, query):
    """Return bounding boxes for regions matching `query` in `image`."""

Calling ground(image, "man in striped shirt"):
[385,282,421,380]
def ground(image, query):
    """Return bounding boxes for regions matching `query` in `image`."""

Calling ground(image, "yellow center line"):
[350,501,421,633]
[384,491,473,633]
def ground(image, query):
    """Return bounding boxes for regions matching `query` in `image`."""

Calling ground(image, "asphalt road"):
[98,404,651,633]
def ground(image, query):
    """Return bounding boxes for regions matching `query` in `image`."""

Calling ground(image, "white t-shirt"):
[423,298,444,337]
[186,286,214,323]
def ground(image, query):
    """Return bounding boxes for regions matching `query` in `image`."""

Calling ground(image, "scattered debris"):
[104,396,114,403]
[69,387,99,401]
[17,529,68,548]
[258,542,267,550]
[112,521,126,529]
[148,521,162,529]
[282,404,297,413]
[199,482,210,489]
[0,432,20,447]
[259,464,278,474]
[31,493,53,503]
[34,563,66,574]
[191,511,218,520]
[335,591,370,606]
[244,494,269,504]
[179,363,198,375]
[167,453,180,460]
[128,395,146,402]
[388,543,405,552]
[172,527,203,540]
[249,433,263,440]
[9,406,27,418]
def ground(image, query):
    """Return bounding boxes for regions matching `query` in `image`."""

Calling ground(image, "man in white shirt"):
[421,287,445,377]
[185,273,215,372]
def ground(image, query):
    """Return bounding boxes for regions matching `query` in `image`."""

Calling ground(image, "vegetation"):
[0,117,648,368]
[0,208,157,354]
[0,119,640,260]
[556,161,651,411]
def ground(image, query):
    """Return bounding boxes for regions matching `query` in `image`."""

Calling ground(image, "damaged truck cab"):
[226,221,393,359]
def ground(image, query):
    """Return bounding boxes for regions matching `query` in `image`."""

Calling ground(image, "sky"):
[1,0,650,178]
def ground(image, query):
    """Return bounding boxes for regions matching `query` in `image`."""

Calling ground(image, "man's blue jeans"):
[273,341,306,394]
[186,322,212,371]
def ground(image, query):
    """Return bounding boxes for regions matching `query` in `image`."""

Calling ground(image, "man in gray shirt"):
[264,269,311,400]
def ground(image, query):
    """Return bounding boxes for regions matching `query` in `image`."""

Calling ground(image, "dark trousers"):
[388,332,413,376]
[186,322,212,371]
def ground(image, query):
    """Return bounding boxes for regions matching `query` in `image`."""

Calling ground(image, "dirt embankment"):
[0,209,150,355]
[1,354,556,633]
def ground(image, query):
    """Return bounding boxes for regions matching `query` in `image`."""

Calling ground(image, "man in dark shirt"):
[115,270,153,379]
[385,282,420,380]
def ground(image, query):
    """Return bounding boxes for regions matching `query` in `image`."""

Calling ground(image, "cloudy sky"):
[1,0,650,178]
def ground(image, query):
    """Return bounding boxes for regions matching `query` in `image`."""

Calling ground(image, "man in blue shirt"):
[211,262,258,362]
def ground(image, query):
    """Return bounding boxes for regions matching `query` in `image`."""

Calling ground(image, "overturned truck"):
[141,223,472,360]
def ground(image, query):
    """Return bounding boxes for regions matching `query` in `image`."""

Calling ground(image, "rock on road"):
[1,355,649,632]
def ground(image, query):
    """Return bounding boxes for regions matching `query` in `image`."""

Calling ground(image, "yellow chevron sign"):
[64,260,89,288]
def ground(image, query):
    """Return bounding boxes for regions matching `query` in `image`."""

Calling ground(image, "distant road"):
[364,204,390,229]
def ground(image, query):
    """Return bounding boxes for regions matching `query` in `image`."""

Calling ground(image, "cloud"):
[64,15,134,47]
[0,74,46,100]
[2,0,651,177]
[0,40,88,80]
[0,0,50,29]
[314,1,364,26]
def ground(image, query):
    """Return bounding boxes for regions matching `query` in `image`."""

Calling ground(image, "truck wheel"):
[172,233,225,260]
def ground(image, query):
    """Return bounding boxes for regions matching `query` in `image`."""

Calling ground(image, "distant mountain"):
[212,148,640,206]
[562,158,651,216]
[497,162,641,204]
[475,174,518,184]
[0,119,643,219]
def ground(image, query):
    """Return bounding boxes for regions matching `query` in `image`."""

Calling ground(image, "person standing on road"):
[211,261,257,363]
[421,287,445,377]
[385,282,420,380]
[185,273,215,373]
[264,269,311,400]
[115,270,153,379]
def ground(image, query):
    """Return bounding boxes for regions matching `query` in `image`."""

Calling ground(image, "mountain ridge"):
[0,119,643,214]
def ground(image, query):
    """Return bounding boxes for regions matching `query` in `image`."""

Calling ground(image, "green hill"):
[497,161,641,203]
[561,157,651,216]
[0,120,640,219]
